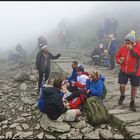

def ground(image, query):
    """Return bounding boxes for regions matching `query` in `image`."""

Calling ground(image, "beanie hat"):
[41,45,48,50]
[125,31,136,43]
[130,30,136,36]
[77,64,84,72]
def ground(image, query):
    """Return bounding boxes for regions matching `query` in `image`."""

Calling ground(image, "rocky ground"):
[0,46,140,139]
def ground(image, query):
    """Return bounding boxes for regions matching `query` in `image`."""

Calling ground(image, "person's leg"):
[75,109,82,117]
[118,84,126,105]
[130,86,137,111]
[44,68,50,82]
[110,54,115,69]
[129,75,140,112]
[118,71,128,105]
[112,54,115,69]
[38,71,44,93]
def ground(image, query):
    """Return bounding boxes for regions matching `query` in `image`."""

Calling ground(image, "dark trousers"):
[38,69,50,89]
[110,54,115,69]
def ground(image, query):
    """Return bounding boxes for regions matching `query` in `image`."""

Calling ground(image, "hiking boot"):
[118,95,125,105]
[130,101,136,112]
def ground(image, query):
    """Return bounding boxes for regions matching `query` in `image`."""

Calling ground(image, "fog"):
[0,1,94,51]
[1,1,140,52]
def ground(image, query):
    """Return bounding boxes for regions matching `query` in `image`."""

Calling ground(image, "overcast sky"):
[0,1,95,51]
[0,1,140,51]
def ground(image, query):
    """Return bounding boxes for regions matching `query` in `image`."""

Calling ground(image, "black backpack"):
[101,83,107,100]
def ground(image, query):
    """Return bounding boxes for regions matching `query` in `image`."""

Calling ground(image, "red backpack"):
[69,94,87,109]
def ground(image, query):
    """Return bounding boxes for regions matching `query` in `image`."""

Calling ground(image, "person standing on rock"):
[108,34,117,70]
[116,31,140,112]
[36,44,61,93]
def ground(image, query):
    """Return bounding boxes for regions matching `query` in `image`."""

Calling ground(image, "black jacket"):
[36,50,61,72]
[42,87,68,120]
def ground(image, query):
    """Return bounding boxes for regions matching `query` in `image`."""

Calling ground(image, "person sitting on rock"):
[62,61,78,92]
[70,64,89,93]
[85,70,105,101]
[38,76,81,122]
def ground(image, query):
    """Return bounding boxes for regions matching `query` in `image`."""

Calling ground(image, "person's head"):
[109,34,114,39]
[53,78,63,89]
[72,61,78,68]
[125,31,136,47]
[104,49,108,55]
[76,64,84,75]
[41,45,48,53]
[89,70,100,80]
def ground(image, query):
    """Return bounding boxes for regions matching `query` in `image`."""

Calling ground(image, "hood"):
[98,75,105,82]
[42,87,59,96]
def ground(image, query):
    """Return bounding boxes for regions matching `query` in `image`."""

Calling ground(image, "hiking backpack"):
[84,96,109,125]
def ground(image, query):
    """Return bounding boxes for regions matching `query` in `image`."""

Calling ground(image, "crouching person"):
[86,70,106,102]
[38,76,81,122]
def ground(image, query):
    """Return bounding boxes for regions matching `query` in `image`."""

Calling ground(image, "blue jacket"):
[86,76,105,97]
[67,67,77,83]
[108,39,117,55]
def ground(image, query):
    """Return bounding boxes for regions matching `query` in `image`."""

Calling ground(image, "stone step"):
[53,59,75,63]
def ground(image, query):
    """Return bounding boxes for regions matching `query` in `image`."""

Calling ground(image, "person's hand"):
[71,81,75,86]
[61,86,68,93]
[119,57,124,64]
[86,90,90,94]
[127,44,133,50]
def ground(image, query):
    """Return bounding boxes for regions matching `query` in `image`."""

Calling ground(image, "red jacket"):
[116,41,140,76]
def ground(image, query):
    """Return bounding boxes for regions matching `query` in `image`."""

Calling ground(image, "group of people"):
[35,30,140,122]
[91,34,117,70]
[37,59,106,121]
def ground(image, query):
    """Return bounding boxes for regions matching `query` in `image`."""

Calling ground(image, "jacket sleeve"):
[56,95,68,114]
[49,52,61,60]
[36,52,40,70]
[130,47,140,59]
[85,79,90,90]
[67,69,77,82]
[90,81,103,97]
[74,81,85,89]
[115,47,122,64]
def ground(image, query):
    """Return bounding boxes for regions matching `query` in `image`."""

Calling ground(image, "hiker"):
[86,70,105,101]
[71,64,89,93]
[36,44,61,93]
[38,76,82,121]
[108,34,117,70]
[101,49,110,67]
[116,31,140,112]
[91,46,102,65]
[63,61,78,85]
[14,43,26,63]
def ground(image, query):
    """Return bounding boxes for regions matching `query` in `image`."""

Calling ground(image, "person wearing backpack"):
[85,70,106,102]
[38,76,81,122]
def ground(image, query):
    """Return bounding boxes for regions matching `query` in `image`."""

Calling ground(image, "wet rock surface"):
[0,46,139,139]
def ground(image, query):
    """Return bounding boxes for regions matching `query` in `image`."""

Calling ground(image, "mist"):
[0,1,94,52]
[1,1,140,53]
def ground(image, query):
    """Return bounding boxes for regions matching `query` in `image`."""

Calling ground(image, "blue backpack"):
[38,93,44,112]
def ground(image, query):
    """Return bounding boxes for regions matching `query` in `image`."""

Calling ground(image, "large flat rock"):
[113,112,140,123]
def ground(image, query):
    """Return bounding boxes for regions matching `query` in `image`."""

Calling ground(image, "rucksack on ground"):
[84,96,110,125]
